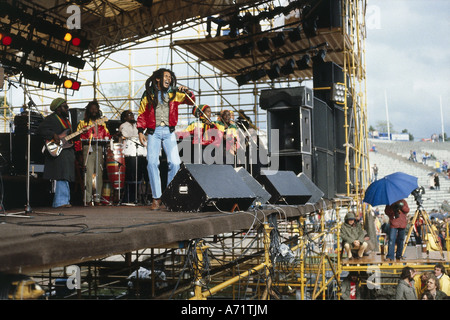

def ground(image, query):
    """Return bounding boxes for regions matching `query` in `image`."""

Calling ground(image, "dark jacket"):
[37,113,76,182]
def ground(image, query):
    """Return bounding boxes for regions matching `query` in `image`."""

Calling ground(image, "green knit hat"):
[50,98,66,111]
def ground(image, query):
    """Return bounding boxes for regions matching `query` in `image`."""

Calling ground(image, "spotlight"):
[223,47,238,59]
[238,42,253,57]
[312,49,326,64]
[271,33,285,48]
[257,37,270,52]
[61,78,81,91]
[296,54,310,70]
[331,82,346,104]
[266,64,281,80]
[281,59,295,75]
[235,73,252,86]
[250,69,266,81]
[0,32,12,46]
[288,26,302,42]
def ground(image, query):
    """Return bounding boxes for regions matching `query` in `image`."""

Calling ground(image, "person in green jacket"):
[341,212,368,259]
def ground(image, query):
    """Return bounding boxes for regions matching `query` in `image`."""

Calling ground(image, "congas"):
[106,143,126,190]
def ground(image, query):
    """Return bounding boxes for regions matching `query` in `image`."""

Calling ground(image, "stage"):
[0,201,333,274]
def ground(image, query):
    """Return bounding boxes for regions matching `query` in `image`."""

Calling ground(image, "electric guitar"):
[45,116,108,157]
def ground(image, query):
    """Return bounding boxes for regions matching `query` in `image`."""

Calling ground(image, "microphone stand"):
[0,82,54,217]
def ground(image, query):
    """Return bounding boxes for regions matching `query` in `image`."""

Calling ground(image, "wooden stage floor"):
[0,202,331,274]
[1,201,447,275]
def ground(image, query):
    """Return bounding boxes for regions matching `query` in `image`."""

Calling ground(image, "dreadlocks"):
[145,68,177,107]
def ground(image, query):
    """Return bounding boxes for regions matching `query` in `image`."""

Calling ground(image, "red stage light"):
[71,37,81,46]
[1,35,12,46]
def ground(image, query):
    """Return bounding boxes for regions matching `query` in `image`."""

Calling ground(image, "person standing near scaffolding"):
[38,98,75,208]
[137,68,195,210]
[384,198,410,261]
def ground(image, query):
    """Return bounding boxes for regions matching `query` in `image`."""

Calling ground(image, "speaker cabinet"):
[313,148,335,199]
[313,61,345,102]
[312,97,334,152]
[11,134,45,175]
[234,167,271,206]
[297,172,324,204]
[256,170,311,205]
[161,164,256,212]
[275,153,312,178]
[260,86,313,111]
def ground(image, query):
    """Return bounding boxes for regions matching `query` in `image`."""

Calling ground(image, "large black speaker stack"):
[260,86,313,179]
[313,60,351,197]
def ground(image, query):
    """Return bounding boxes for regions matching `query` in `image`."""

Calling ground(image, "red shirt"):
[385,199,410,229]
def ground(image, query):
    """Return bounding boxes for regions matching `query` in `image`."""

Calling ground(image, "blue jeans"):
[387,227,406,259]
[146,126,181,199]
[52,180,70,208]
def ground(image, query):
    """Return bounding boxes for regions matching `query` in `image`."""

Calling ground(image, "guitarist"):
[75,100,111,206]
[37,98,75,208]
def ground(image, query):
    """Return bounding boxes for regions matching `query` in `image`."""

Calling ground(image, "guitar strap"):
[56,114,72,131]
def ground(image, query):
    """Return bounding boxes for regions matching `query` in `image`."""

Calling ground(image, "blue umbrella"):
[363,172,418,206]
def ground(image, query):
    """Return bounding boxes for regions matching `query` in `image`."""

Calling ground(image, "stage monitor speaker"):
[234,167,271,206]
[161,164,256,212]
[297,172,324,203]
[259,86,313,110]
[256,170,312,205]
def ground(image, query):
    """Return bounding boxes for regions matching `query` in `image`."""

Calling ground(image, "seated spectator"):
[396,266,417,300]
[425,274,448,300]
[341,212,368,259]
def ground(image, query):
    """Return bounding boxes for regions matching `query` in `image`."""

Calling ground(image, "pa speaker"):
[259,86,313,110]
[297,172,324,204]
[256,170,312,205]
[161,164,256,212]
[234,167,271,206]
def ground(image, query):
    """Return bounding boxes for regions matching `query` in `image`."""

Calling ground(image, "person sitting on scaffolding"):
[341,212,369,259]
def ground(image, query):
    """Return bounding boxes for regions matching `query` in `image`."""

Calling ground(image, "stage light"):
[281,59,295,75]
[64,33,73,42]
[0,33,12,46]
[62,78,81,91]
[272,33,285,48]
[266,64,281,80]
[71,37,81,47]
[296,54,311,70]
[257,37,270,52]
[223,47,238,59]
[331,82,346,104]
[250,69,266,81]
[235,73,252,86]
[312,49,326,64]
[288,26,302,42]
[238,42,253,57]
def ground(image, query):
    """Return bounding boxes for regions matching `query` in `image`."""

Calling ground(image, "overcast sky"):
[365,0,450,140]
